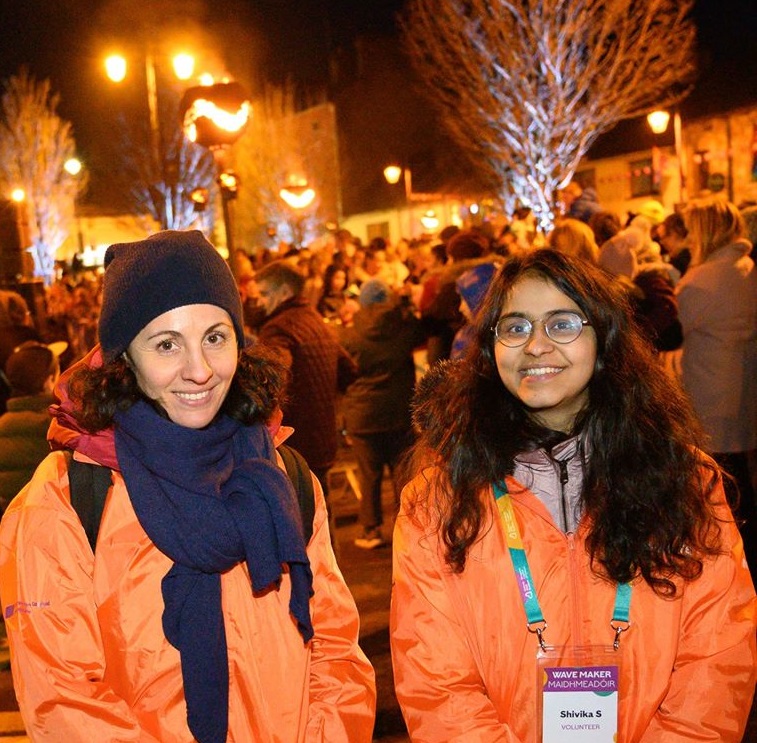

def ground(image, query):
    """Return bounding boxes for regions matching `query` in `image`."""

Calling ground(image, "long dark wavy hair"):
[68,344,288,433]
[409,249,723,596]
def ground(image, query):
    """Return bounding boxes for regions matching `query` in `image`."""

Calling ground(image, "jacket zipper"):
[556,457,583,645]
[557,458,570,532]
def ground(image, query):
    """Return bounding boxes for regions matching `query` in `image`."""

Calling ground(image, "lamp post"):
[180,81,251,266]
[64,157,86,252]
[9,188,32,281]
[647,109,688,205]
[105,50,196,228]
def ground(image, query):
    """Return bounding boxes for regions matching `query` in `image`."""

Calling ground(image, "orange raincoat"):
[0,446,376,742]
[391,469,756,742]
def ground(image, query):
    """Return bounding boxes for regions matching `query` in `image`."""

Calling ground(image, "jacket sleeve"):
[640,498,757,742]
[305,474,376,742]
[390,480,521,743]
[0,454,141,741]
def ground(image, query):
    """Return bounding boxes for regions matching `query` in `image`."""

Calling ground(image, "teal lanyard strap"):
[493,480,631,650]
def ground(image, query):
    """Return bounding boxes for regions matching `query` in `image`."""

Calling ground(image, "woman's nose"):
[523,322,554,355]
[182,348,213,382]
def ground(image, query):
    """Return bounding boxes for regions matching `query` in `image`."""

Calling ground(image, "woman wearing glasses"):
[391,249,755,742]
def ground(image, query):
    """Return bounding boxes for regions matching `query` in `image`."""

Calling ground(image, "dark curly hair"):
[68,344,288,433]
[410,249,723,597]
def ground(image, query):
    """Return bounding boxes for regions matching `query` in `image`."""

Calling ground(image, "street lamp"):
[384,164,413,202]
[64,157,86,251]
[279,177,317,249]
[647,109,688,205]
[105,50,197,227]
[180,81,251,261]
[9,188,31,280]
[280,177,316,210]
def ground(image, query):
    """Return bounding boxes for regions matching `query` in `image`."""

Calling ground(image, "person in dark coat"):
[0,341,65,515]
[253,261,357,491]
[340,280,426,549]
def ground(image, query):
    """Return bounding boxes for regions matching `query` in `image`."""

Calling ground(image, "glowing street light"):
[10,188,25,203]
[280,177,316,210]
[104,49,198,228]
[646,110,671,135]
[180,82,251,149]
[647,108,688,204]
[64,158,82,176]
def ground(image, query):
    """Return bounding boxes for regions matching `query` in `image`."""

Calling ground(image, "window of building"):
[366,222,390,242]
[629,158,657,197]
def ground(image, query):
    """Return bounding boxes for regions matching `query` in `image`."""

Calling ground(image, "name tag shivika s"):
[541,662,619,742]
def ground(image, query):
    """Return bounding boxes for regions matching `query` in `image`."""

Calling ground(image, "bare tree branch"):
[402,0,696,228]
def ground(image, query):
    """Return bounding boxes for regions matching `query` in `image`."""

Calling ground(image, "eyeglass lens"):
[495,312,587,347]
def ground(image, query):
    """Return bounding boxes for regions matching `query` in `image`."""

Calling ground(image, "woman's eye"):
[505,320,530,334]
[206,331,228,346]
[156,339,177,352]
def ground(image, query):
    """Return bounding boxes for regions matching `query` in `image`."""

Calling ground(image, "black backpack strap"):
[277,443,315,544]
[65,451,113,553]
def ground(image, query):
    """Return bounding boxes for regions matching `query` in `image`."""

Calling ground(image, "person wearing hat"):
[339,279,426,549]
[450,261,500,360]
[0,230,375,743]
[0,341,65,515]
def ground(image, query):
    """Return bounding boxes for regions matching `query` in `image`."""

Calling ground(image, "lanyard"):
[493,480,631,650]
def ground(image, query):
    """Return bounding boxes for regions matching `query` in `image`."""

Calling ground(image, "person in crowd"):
[588,209,622,248]
[339,279,425,549]
[354,238,390,286]
[635,199,666,229]
[0,341,65,515]
[383,243,411,289]
[391,249,755,742]
[0,290,39,370]
[676,198,757,575]
[450,261,499,360]
[599,226,683,352]
[548,217,600,264]
[253,259,357,493]
[741,203,757,261]
[560,181,602,223]
[317,263,360,327]
[509,206,538,250]
[657,212,692,278]
[0,291,41,415]
[0,230,376,742]
[421,229,491,364]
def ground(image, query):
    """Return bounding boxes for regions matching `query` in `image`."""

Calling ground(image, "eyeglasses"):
[493,311,591,348]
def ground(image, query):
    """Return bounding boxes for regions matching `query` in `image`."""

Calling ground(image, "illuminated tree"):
[113,84,217,232]
[0,69,87,283]
[403,0,696,229]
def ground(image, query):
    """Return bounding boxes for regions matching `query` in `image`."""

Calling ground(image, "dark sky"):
[0,0,754,191]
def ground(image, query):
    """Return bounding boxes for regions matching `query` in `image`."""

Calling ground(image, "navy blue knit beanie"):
[99,230,244,363]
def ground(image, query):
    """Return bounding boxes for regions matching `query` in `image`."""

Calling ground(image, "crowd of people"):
[0,190,754,741]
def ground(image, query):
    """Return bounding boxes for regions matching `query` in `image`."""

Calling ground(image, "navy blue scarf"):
[114,401,314,743]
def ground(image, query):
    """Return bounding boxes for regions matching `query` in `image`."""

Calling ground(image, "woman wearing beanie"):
[0,230,376,743]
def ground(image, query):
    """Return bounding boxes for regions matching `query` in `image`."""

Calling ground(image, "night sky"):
[0,0,754,198]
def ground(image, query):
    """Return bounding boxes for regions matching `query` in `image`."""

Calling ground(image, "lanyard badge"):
[494,481,631,743]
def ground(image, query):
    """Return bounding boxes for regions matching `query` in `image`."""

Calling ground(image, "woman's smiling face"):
[494,275,597,433]
[126,304,238,429]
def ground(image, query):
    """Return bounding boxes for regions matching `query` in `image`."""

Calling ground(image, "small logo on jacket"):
[4,600,50,619]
